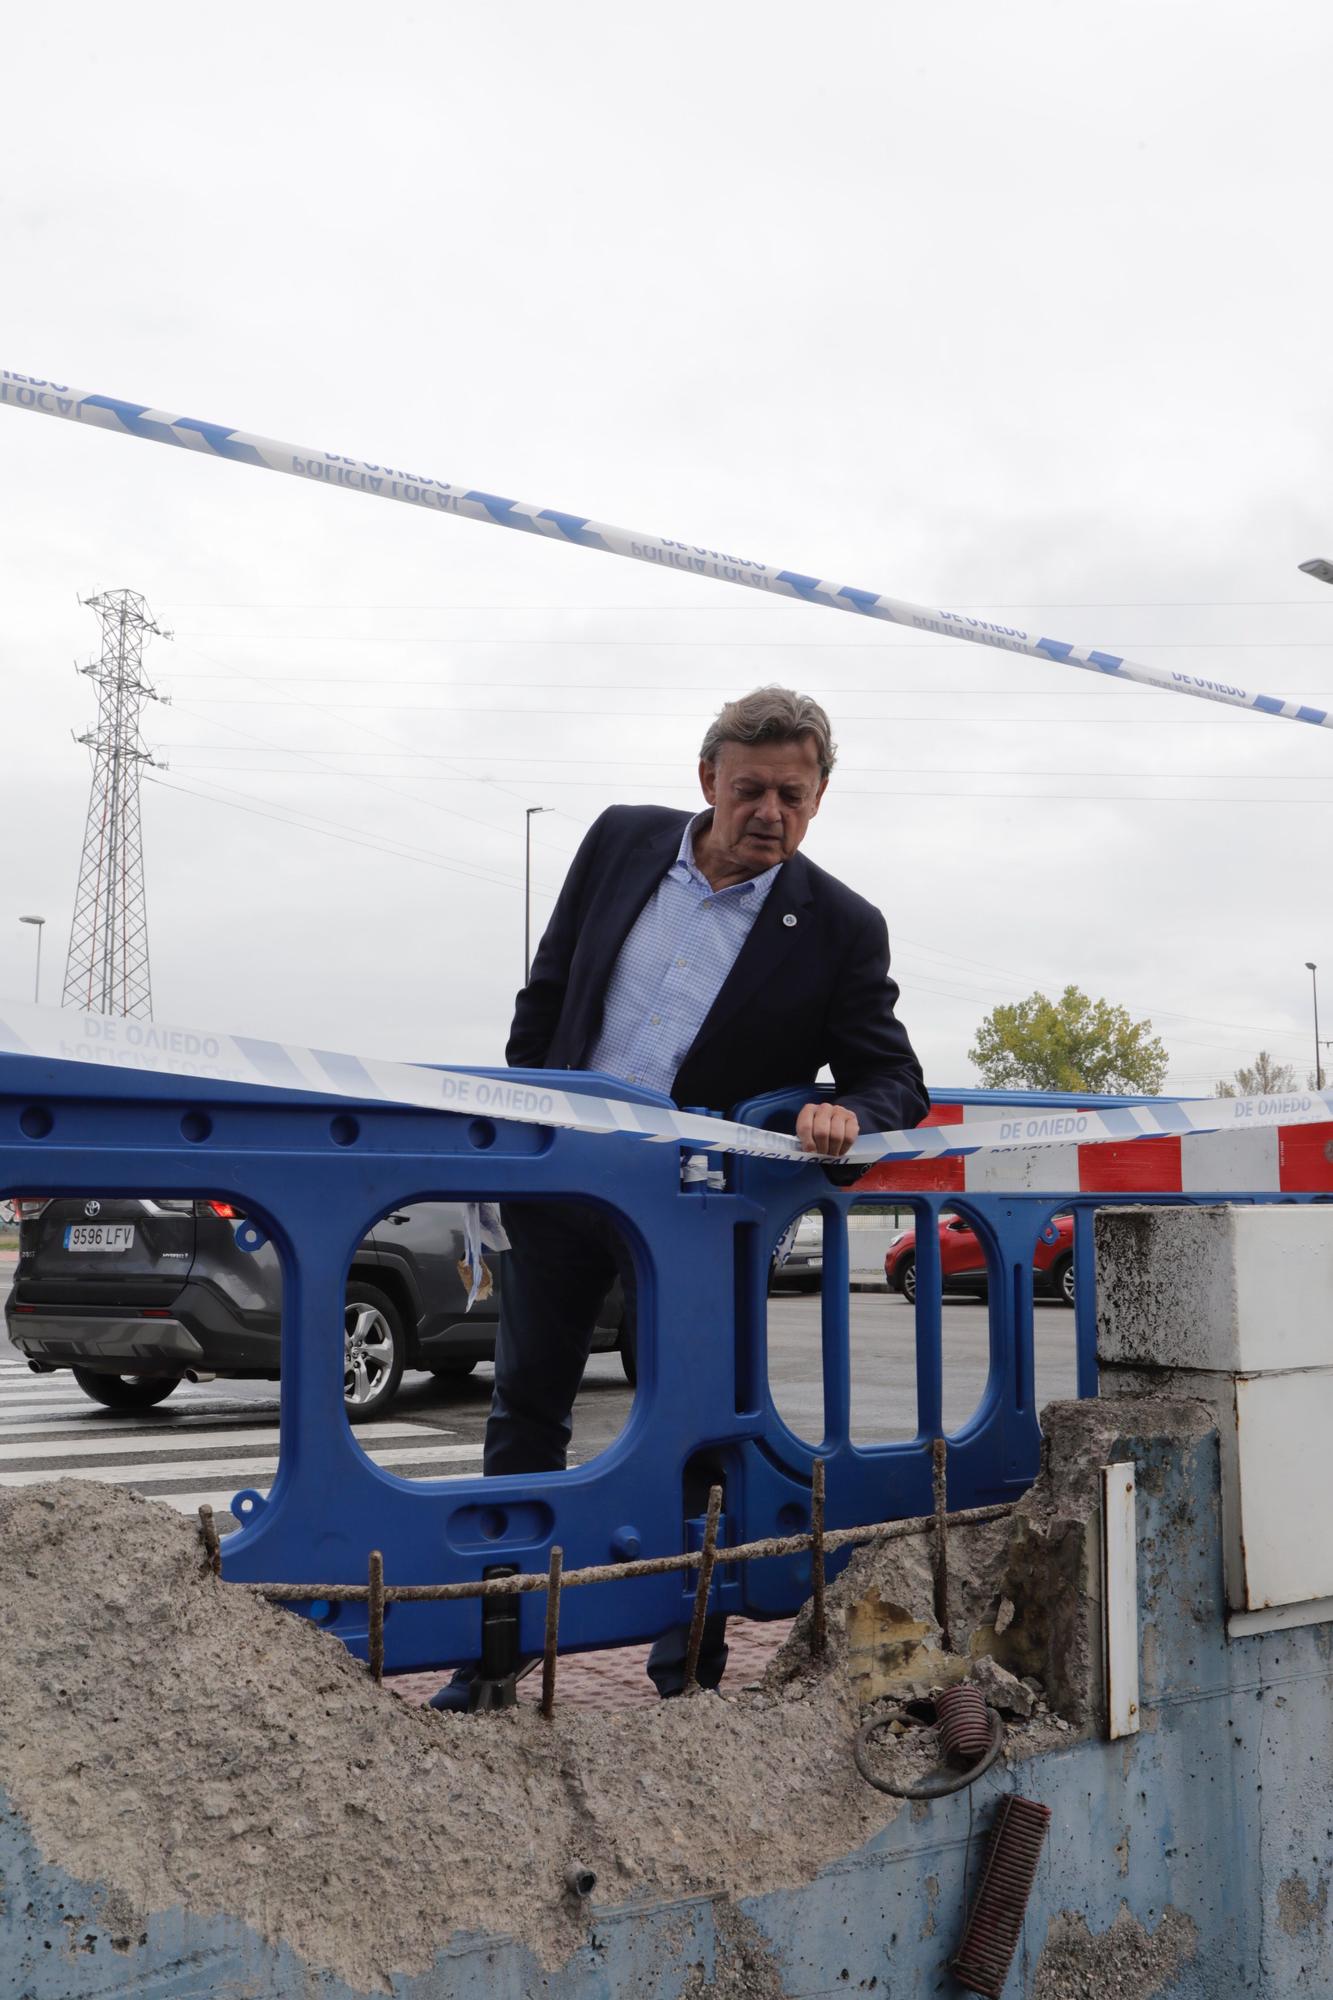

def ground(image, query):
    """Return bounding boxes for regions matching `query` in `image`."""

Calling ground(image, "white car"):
[769,1212,823,1292]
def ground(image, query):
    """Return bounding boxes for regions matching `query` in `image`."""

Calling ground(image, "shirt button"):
[651,1015,660,1025]
[676,958,687,967]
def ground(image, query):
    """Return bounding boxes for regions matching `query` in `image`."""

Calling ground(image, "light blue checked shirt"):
[588,813,781,1097]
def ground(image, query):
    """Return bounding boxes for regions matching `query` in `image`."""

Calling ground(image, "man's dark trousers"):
[484,1200,728,1694]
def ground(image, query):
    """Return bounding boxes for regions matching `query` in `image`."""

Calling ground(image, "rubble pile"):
[0,1402,1202,1988]
[0,1483,880,1989]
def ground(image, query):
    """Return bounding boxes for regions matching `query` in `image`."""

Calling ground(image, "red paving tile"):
[387,1617,794,1712]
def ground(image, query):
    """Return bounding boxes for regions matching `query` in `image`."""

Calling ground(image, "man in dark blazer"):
[509,804,924,1142]
[433,687,927,1708]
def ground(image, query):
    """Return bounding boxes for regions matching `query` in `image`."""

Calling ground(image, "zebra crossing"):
[0,1349,486,1522]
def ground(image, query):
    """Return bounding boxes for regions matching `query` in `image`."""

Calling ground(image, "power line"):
[894,937,1313,1048]
[901,978,1308,1062]
[144,775,564,896]
[161,673,1333,695]
[163,634,1333,650]
[154,745,1333,781]
[159,700,1287,726]
[165,637,587,855]
[167,697,583,858]
[151,597,1333,610]
[155,767,1333,806]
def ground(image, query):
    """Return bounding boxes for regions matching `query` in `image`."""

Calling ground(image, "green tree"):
[1214,1051,1298,1098]
[969,985,1169,1094]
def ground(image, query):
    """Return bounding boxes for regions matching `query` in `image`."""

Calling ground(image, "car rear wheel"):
[898,1254,917,1305]
[344,1283,406,1420]
[1052,1255,1076,1308]
[71,1367,182,1411]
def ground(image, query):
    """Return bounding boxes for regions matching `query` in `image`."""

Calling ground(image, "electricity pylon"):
[62,590,169,1017]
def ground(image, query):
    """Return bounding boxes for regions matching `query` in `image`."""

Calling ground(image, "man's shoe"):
[427,1658,538,1712]
[428,1665,477,1712]
[647,1617,729,1698]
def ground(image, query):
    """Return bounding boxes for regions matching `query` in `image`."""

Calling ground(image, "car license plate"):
[63,1224,136,1252]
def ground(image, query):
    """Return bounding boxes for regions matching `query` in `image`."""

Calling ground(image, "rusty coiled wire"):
[853,1697,1005,1800]
[950,1794,1052,1997]
[936,1683,993,1765]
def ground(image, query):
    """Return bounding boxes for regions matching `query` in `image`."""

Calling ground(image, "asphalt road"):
[0,1249,1079,1515]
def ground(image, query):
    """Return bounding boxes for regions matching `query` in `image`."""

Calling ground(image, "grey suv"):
[4,1197,631,1419]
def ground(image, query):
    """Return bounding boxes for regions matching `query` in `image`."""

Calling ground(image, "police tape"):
[0,999,1330,1168]
[3,369,1329,733]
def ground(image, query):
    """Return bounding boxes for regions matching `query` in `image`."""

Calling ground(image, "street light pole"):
[524,808,551,984]
[1306,962,1323,1089]
[1296,563,1331,1079]
[18,916,45,1005]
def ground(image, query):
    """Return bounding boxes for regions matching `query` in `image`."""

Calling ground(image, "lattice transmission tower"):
[62,590,170,1018]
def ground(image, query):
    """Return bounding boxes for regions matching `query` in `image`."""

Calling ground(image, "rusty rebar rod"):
[368,1550,385,1684]
[197,1503,222,1577]
[539,1545,563,1719]
[810,1459,827,1659]
[932,1437,951,1652]
[234,1503,1013,1606]
[682,1485,724,1694]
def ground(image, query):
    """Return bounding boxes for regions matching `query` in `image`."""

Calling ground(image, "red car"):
[884,1213,1076,1306]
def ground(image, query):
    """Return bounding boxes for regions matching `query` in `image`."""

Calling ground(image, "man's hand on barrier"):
[796,1101,860,1159]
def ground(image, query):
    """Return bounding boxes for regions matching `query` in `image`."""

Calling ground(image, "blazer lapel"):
[685,850,816,1058]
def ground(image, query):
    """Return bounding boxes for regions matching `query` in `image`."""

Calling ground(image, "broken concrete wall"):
[3,1387,1331,1997]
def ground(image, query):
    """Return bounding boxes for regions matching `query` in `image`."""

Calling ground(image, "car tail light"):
[11,1198,51,1220]
[198,1200,243,1220]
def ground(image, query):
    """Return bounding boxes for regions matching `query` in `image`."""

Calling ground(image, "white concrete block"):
[1179,1126,1280,1195]
[1232,1368,1333,1610]
[1097,1205,1333,1374]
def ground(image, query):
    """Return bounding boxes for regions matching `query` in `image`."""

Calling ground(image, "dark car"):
[4,1196,631,1418]
[884,1213,1076,1306]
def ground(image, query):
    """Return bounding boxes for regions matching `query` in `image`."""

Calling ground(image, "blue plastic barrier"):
[1,1054,1322,1673]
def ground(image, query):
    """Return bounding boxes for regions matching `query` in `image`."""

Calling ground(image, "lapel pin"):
[782,913,798,928]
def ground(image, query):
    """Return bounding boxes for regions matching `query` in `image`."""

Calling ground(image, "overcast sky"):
[2,0,1331,1099]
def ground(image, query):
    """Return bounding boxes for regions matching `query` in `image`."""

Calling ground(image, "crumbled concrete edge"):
[1033,1901,1199,1998]
[683,1899,788,1998]
[1278,1870,1330,1937]
[765,1398,1217,1749]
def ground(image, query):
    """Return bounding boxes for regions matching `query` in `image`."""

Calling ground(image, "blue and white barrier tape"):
[0,1001,1330,1167]
[3,369,1328,732]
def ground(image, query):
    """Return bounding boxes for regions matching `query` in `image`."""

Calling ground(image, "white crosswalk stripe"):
[0,1444,485,1489]
[0,1355,485,1517]
[0,1423,459,1461]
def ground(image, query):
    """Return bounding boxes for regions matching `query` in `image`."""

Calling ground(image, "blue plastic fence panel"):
[2,1055,1316,1673]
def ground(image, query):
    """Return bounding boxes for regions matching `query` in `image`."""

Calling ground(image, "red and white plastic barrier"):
[856,1100,1333,1196]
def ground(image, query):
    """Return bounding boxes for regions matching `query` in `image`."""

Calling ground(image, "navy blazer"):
[508,805,929,1137]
